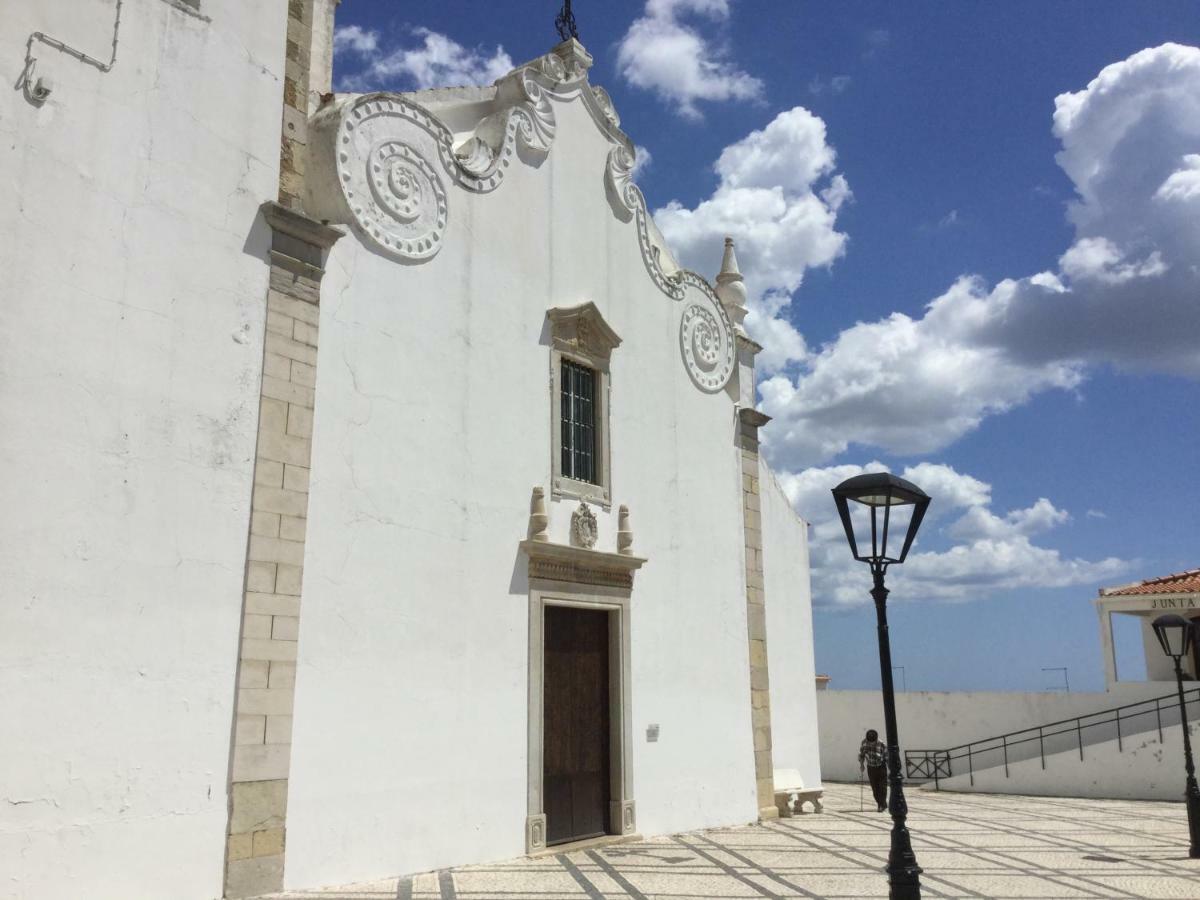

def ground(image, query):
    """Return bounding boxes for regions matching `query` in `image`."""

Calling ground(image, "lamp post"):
[832,472,931,899]
[1151,613,1200,858]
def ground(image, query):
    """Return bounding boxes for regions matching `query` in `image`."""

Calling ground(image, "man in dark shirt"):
[858,728,887,812]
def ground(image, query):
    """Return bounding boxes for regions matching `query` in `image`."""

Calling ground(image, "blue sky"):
[332,2,1200,692]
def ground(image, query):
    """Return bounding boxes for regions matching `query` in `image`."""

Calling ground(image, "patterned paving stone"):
[274,782,1200,899]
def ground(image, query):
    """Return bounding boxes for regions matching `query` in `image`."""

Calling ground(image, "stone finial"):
[715,237,748,331]
[529,487,549,542]
[617,505,633,555]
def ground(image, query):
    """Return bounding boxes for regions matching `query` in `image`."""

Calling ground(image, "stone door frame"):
[525,582,636,852]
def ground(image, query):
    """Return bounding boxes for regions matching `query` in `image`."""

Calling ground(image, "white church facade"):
[0,3,822,898]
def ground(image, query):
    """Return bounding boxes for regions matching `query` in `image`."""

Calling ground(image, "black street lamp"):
[1151,613,1200,858]
[832,472,931,900]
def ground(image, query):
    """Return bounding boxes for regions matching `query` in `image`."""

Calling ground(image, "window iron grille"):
[561,359,597,484]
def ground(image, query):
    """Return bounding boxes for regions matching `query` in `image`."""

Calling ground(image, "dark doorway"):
[544,605,611,845]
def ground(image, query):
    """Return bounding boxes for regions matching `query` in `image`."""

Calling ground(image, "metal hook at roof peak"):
[555,0,579,42]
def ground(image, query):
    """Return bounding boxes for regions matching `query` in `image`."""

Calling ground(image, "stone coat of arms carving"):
[570,502,598,549]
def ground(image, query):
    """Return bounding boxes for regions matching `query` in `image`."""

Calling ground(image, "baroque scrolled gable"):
[307,39,602,263]
[305,37,735,393]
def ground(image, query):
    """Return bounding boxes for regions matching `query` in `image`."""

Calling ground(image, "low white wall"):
[931,723,1196,801]
[761,469,822,790]
[818,686,1171,783]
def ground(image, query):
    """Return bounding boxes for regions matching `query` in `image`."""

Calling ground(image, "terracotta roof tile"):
[1101,568,1200,596]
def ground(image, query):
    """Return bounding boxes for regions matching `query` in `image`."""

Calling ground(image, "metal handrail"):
[906,687,1200,787]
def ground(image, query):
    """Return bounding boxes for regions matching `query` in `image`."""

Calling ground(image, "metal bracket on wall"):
[18,0,124,105]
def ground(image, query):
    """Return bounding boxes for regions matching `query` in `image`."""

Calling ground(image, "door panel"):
[544,605,610,845]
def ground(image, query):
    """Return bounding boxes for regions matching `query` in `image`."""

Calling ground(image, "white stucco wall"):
[284,96,759,888]
[932,722,1197,801]
[818,686,1172,783]
[1134,612,1196,681]
[0,1,286,897]
[761,469,822,790]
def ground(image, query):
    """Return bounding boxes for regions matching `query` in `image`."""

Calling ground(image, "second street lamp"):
[1151,613,1200,858]
[832,472,931,900]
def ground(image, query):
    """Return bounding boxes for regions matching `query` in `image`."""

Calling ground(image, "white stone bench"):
[773,768,823,816]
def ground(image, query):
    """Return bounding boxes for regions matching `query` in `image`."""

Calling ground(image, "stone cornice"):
[739,408,772,429]
[260,201,344,249]
[735,333,764,355]
[261,201,345,278]
[520,539,647,590]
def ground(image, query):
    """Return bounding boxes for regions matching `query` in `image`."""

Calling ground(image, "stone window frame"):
[523,577,637,853]
[548,303,621,510]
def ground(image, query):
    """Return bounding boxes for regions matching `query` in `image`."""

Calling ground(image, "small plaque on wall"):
[646,724,660,742]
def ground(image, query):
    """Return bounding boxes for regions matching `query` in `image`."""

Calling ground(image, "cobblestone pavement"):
[276,782,1200,898]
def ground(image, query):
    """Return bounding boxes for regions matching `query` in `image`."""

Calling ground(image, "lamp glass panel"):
[842,496,916,561]
[1165,625,1187,657]
[1153,616,1190,657]
[883,503,915,560]
[840,499,877,559]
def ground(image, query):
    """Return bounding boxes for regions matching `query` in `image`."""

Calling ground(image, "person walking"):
[858,728,888,812]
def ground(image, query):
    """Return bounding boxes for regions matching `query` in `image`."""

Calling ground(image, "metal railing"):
[905,687,1200,789]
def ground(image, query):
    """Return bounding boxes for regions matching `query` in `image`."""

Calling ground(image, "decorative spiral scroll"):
[513,77,555,153]
[533,49,589,84]
[606,145,685,302]
[329,66,560,260]
[314,49,693,289]
[606,145,639,212]
[679,284,735,392]
[335,100,449,261]
[592,86,620,128]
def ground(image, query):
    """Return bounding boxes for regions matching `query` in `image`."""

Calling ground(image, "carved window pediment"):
[547,302,622,365]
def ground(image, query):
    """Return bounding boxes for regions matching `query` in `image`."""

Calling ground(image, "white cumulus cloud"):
[333,24,378,56]
[631,145,654,181]
[616,0,763,119]
[653,107,851,373]
[758,277,1086,465]
[754,43,1200,472]
[1155,153,1200,202]
[778,462,1128,608]
[333,26,513,92]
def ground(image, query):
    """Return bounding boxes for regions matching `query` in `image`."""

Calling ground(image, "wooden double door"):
[543,605,611,846]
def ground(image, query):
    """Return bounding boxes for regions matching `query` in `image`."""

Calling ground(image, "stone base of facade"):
[525,814,548,853]
[610,799,637,835]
